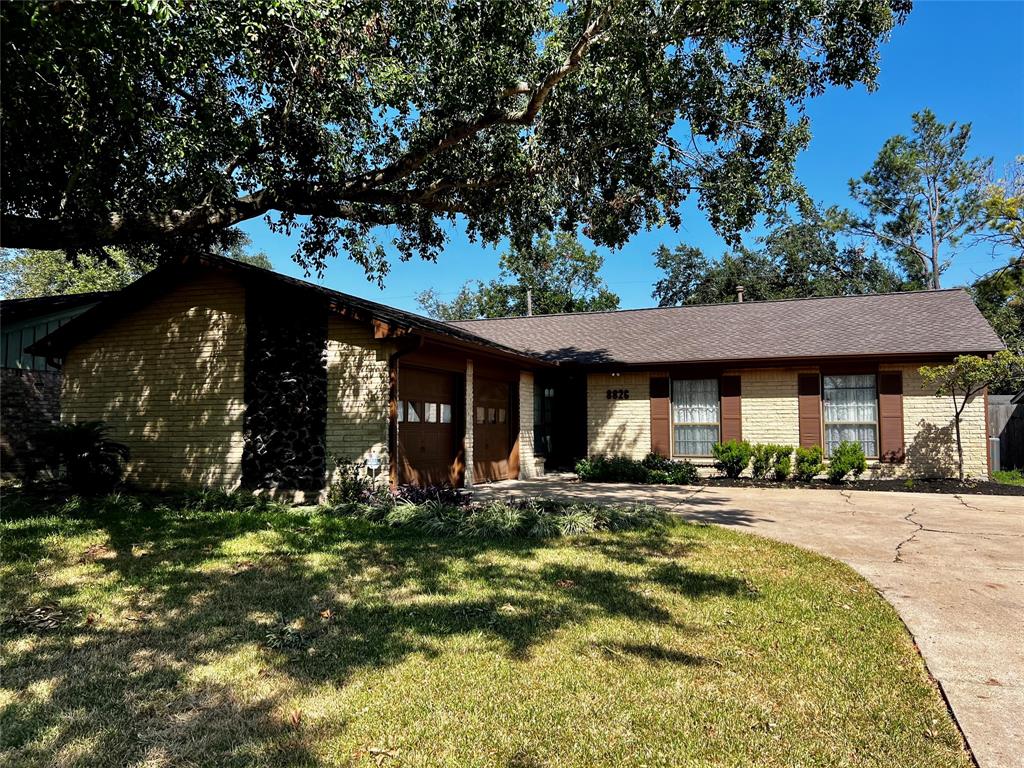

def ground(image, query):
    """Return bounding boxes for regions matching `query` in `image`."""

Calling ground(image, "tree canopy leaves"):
[1,0,910,282]
[0,234,272,299]
[828,109,989,289]
[920,350,1024,479]
[652,220,908,307]
[418,232,618,320]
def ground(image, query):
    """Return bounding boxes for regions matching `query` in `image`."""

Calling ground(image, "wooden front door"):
[473,377,514,483]
[398,367,463,486]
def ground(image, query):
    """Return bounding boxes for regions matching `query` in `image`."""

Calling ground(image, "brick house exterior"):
[25,253,1003,493]
[0,292,111,476]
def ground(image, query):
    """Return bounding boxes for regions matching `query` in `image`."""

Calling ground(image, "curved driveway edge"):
[476,477,1024,768]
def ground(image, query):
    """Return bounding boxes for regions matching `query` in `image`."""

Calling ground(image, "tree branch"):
[340,12,607,195]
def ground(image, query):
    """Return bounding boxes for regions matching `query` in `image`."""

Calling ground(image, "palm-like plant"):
[35,421,130,494]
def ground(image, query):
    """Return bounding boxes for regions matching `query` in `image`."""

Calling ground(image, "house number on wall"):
[606,388,630,400]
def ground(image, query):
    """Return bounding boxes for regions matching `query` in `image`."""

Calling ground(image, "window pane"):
[440,403,452,423]
[407,401,421,422]
[672,379,719,424]
[488,407,496,423]
[823,374,878,456]
[476,406,485,424]
[826,425,877,457]
[824,374,877,423]
[674,425,719,456]
[396,400,404,422]
[498,408,506,423]
[424,402,437,422]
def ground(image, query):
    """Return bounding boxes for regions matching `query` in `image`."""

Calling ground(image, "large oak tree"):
[2,0,910,282]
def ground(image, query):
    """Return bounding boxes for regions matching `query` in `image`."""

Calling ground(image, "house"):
[26,252,1003,496]
[0,291,114,474]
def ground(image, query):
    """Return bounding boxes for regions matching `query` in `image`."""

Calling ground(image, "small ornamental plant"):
[794,446,825,482]
[751,444,794,481]
[826,441,867,484]
[575,453,698,485]
[920,351,1024,481]
[711,440,752,479]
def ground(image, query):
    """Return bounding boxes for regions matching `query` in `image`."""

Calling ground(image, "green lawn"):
[993,468,1024,486]
[1,491,969,767]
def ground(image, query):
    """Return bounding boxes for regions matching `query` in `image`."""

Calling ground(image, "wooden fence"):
[989,395,1024,470]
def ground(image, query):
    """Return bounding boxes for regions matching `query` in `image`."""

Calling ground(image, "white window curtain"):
[672,379,719,456]
[823,374,878,457]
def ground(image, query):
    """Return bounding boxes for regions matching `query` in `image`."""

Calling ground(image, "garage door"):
[473,377,515,483]
[398,367,462,486]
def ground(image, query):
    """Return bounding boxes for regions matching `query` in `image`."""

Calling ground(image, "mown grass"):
[0,490,970,767]
[993,468,1024,486]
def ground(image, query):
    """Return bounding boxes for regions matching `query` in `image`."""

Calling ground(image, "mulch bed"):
[697,477,1024,496]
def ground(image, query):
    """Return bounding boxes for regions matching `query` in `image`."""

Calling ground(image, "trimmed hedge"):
[794,446,824,482]
[751,444,794,481]
[711,440,752,478]
[575,453,699,486]
[826,441,867,483]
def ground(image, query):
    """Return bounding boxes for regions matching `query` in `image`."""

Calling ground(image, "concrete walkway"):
[475,477,1024,768]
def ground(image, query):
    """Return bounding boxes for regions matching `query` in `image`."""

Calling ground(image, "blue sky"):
[242,0,1024,314]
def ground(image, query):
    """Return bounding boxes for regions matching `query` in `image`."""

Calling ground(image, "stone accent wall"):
[325,315,391,489]
[586,372,651,460]
[517,371,542,479]
[883,362,988,479]
[61,271,246,489]
[242,287,328,493]
[464,358,474,486]
[1,369,61,477]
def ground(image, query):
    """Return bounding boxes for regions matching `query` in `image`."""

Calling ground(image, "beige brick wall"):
[61,271,246,490]
[723,366,812,448]
[518,371,542,479]
[582,365,988,479]
[325,316,392,488]
[464,359,474,486]
[882,363,988,479]
[586,372,651,459]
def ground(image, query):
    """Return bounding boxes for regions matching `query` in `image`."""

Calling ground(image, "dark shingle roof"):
[0,291,116,324]
[449,289,1004,365]
[26,253,543,364]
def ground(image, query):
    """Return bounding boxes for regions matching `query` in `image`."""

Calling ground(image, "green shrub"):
[326,456,379,506]
[646,469,671,484]
[826,441,867,484]
[340,496,668,540]
[712,440,752,479]
[32,421,130,494]
[666,461,699,485]
[576,454,698,485]
[751,444,794,481]
[641,452,674,472]
[794,446,824,482]
[774,451,792,481]
[575,455,648,484]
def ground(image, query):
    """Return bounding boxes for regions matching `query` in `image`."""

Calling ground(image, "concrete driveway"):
[475,477,1024,768]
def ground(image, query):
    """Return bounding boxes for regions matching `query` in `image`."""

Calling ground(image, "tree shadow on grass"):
[1,494,754,766]
[594,641,709,666]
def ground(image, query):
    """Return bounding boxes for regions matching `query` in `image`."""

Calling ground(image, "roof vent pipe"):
[736,285,745,303]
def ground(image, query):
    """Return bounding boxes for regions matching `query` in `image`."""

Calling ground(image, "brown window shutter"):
[719,375,742,442]
[798,373,822,449]
[650,375,670,456]
[878,371,905,462]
